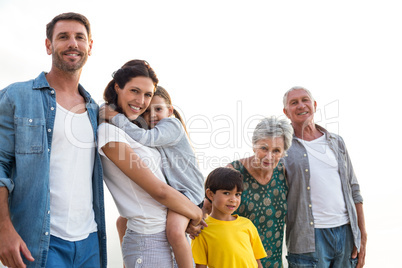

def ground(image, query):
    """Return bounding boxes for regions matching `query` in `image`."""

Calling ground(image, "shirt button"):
[307,186,310,190]
[309,204,312,208]
[51,90,55,94]
[28,119,33,123]
[48,148,50,152]
[136,259,142,264]
[48,129,52,132]
[45,232,49,235]
[51,107,55,111]
[48,211,50,214]
[305,169,309,172]
[304,154,307,157]
[310,222,314,225]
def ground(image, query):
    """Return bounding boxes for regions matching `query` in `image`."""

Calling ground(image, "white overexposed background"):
[1,0,401,267]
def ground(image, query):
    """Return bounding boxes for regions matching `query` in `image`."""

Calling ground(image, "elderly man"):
[282,86,367,268]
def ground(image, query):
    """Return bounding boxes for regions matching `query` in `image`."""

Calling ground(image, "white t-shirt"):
[98,123,168,234]
[298,134,349,228]
[49,103,97,241]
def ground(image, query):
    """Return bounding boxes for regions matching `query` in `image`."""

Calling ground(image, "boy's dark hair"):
[205,167,244,196]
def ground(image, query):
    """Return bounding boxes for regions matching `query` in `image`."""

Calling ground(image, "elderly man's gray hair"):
[283,86,315,108]
[252,117,294,151]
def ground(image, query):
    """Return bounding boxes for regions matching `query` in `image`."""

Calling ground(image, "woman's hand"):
[186,200,209,239]
[186,220,207,240]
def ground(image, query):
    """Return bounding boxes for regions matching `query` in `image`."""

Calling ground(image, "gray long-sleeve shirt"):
[282,125,363,254]
[111,114,205,205]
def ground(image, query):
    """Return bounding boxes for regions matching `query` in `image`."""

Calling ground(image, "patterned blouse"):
[231,160,288,268]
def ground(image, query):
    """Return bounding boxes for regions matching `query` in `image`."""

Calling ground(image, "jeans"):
[287,224,358,268]
[46,232,100,268]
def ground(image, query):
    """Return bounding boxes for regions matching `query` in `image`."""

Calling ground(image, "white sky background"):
[1,0,401,267]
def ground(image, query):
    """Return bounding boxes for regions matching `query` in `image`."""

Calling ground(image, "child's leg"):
[116,216,128,268]
[116,216,128,246]
[166,210,193,268]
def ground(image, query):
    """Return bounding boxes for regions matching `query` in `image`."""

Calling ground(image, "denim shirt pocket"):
[14,117,45,154]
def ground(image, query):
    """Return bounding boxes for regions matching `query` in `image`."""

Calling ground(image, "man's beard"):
[52,49,88,73]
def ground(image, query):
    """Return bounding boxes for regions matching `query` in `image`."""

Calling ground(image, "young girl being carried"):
[106,86,206,268]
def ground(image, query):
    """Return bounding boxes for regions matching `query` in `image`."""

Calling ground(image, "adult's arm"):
[341,136,366,266]
[0,89,34,267]
[0,188,34,268]
[352,203,367,268]
[341,136,363,203]
[102,142,203,225]
[111,114,184,147]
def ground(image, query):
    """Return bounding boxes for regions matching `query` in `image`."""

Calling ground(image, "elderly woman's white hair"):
[282,86,315,108]
[252,116,294,152]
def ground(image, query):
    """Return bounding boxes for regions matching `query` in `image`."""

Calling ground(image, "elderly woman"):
[226,116,293,268]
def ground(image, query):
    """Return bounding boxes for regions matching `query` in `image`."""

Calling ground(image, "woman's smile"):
[115,76,155,121]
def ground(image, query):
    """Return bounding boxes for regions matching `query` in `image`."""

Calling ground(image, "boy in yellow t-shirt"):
[191,167,267,268]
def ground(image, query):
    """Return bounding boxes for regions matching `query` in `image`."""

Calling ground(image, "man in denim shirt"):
[0,13,106,267]
[282,87,367,268]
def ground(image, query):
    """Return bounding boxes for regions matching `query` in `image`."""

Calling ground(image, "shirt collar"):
[32,72,91,103]
[32,72,50,90]
[292,124,335,141]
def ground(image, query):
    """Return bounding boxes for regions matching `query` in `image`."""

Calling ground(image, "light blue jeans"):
[287,224,358,268]
[46,232,100,268]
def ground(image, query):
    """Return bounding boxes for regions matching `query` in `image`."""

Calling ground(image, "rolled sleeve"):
[348,161,363,204]
[343,140,363,204]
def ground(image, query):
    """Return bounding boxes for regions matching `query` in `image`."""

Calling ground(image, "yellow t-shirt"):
[191,215,267,268]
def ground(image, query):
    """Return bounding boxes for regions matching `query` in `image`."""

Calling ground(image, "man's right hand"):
[0,222,34,268]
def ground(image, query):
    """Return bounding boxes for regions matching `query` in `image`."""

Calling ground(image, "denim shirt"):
[282,125,363,254]
[0,72,107,267]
